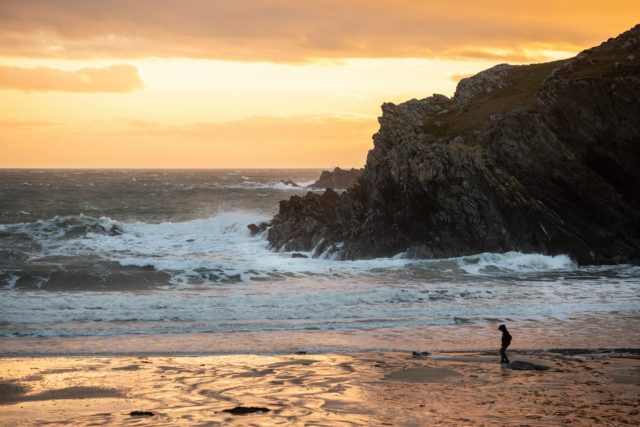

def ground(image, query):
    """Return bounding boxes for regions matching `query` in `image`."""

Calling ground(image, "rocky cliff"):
[308,167,364,189]
[265,25,640,265]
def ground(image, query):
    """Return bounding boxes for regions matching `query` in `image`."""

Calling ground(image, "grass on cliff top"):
[570,46,638,78]
[424,59,568,138]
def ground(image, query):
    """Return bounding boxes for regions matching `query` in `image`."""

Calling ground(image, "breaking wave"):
[0,214,123,241]
[3,170,638,355]
[0,212,586,290]
[217,180,317,190]
[455,252,576,274]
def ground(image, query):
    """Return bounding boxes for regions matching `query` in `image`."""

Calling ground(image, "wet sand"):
[0,350,638,426]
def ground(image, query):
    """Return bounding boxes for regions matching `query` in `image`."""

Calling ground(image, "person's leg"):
[500,346,508,363]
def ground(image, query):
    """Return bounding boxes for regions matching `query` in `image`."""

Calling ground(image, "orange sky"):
[1,1,639,168]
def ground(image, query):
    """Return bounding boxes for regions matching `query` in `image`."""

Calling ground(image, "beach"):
[1,170,639,425]
[1,350,638,426]
[3,5,640,426]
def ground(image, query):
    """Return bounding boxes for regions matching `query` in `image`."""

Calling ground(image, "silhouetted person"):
[498,324,512,364]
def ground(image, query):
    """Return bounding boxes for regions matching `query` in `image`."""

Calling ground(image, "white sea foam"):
[1,214,122,241]
[215,180,322,191]
[2,265,639,341]
[5,274,19,289]
[2,170,638,354]
[218,181,311,190]
[456,252,577,275]
[2,212,583,286]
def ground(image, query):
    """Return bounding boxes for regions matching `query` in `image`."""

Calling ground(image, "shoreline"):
[1,349,638,426]
[3,311,639,357]
[1,346,640,359]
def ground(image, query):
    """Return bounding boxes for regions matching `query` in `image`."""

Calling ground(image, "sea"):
[1,169,639,356]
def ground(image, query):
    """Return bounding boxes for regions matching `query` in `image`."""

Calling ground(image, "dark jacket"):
[501,330,512,347]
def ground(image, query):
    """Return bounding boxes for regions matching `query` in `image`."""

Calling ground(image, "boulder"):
[247,222,269,236]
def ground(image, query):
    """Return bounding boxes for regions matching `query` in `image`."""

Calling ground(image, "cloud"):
[0,119,58,129]
[0,1,637,62]
[0,64,143,93]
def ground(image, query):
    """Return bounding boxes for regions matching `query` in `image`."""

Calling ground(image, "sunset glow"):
[1,0,639,168]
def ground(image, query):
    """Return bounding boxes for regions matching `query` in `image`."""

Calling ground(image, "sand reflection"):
[0,351,638,425]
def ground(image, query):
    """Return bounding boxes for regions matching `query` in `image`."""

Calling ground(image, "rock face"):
[266,25,640,265]
[452,64,513,107]
[308,167,364,189]
[267,189,340,253]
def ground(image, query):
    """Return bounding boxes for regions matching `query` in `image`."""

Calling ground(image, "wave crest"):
[1,214,122,241]
[1,212,582,289]
[457,252,576,274]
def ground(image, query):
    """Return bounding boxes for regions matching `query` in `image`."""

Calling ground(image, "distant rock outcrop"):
[308,167,363,190]
[264,25,640,265]
[279,179,301,188]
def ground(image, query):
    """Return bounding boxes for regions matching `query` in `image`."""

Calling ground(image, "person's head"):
[498,324,506,331]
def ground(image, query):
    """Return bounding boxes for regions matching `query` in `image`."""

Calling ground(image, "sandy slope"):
[0,350,638,426]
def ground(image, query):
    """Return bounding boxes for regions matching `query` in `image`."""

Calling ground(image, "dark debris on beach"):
[222,406,271,415]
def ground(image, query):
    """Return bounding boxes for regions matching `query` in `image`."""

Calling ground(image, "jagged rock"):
[453,64,513,107]
[266,25,640,265]
[279,179,300,188]
[247,223,260,235]
[247,222,269,236]
[291,252,308,258]
[308,167,364,189]
[267,189,340,254]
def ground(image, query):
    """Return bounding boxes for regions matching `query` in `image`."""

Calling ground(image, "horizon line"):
[0,166,357,170]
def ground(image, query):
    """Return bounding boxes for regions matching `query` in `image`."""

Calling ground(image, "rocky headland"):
[308,167,363,190]
[262,25,640,265]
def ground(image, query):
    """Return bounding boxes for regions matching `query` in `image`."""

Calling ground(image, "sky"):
[1,1,638,168]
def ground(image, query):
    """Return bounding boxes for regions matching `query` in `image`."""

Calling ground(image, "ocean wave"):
[0,214,122,241]
[455,252,577,274]
[1,212,590,289]
[214,180,316,190]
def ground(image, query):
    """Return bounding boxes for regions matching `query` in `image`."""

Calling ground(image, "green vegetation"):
[423,59,568,138]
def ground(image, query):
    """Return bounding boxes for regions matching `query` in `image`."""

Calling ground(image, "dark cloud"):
[0,1,637,62]
[0,64,143,92]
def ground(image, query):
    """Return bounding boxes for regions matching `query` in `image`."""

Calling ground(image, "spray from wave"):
[2,170,638,355]
[455,252,576,274]
[0,211,584,290]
